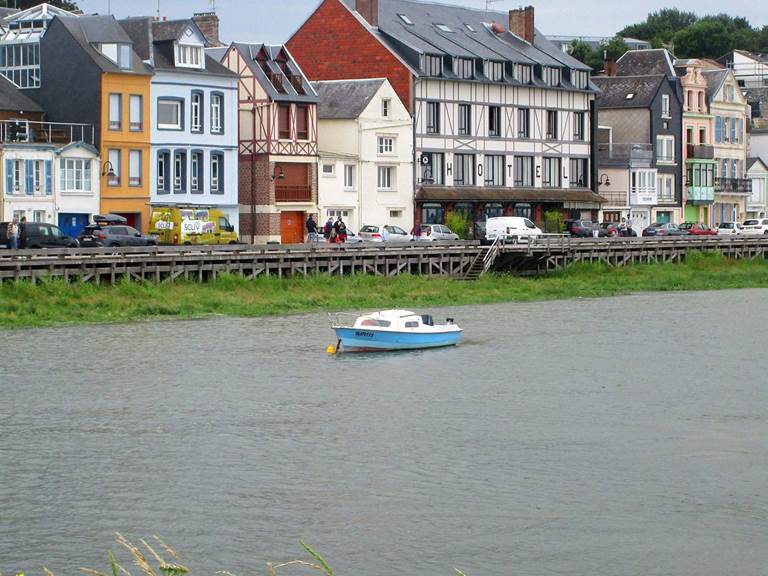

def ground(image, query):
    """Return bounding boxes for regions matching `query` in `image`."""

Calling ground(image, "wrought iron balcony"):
[598,143,653,167]
[686,144,715,159]
[715,177,752,195]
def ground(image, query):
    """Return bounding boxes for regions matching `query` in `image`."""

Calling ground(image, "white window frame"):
[210,94,222,134]
[191,92,202,132]
[109,93,121,130]
[343,164,355,190]
[60,158,92,193]
[210,154,221,192]
[656,135,675,163]
[176,43,203,68]
[191,152,200,191]
[381,98,390,118]
[173,151,184,191]
[128,150,142,187]
[129,94,142,131]
[12,159,21,193]
[32,160,42,193]
[377,136,395,155]
[158,99,182,130]
[108,149,120,186]
[377,165,395,190]
[321,163,335,177]
[662,94,671,117]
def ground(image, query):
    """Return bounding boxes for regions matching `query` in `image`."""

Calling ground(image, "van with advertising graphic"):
[149,206,238,245]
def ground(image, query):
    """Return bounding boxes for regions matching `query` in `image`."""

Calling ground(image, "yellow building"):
[100,72,152,230]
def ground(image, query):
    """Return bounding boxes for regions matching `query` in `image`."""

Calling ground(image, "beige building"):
[314,78,413,233]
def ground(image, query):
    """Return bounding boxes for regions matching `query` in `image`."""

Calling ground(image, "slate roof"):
[0,74,44,112]
[616,49,676,77]
[747,157,768,172]
[56,15,151,75]
[702,69,728,102]
[0,7,19,22]
[592,75,665,108]
[350,0,592,89]
[230,42,318,103]
[313,78,385,119]
[119,17,234,77]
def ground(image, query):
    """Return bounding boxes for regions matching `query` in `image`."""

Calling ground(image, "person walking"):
[18,216,27,249]
[410,222,422,239]
[323,217,333,240]
[381,225,390,242]
[626,214,634,236]
[306,214,319,243]
[337,220,347,243]
[7,218,19,250]
[618,217,627,237]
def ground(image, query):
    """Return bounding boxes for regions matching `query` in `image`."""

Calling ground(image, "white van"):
[484,216,543,243]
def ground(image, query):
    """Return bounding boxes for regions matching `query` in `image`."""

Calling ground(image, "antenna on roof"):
[210,0,216,11]
[156,0,160,19]
[485,0,503,11]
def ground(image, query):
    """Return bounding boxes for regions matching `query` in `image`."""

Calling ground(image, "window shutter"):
[5,159,12,194]
[25,160,33,195]
[45,160,52,195]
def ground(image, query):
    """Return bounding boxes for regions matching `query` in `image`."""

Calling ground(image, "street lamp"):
[101,160,116,178]
[421,167,434,185]
[271,165,285,181]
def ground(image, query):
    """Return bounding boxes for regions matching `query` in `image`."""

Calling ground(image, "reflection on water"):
[1,290,768,575]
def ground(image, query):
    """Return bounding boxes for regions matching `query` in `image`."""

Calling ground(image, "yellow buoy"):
[326,344,337,355]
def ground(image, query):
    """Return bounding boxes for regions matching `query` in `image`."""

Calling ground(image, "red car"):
[679,222,717,235]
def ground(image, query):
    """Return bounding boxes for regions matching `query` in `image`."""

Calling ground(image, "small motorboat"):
[329,309,463,352]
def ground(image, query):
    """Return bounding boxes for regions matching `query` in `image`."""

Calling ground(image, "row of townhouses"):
[2,1,768,241]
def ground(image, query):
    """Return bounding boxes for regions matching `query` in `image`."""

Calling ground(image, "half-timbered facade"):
[288,0,601,235]
[219,42,319,244]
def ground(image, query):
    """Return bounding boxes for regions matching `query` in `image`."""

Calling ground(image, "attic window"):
[464,23,476,32]
[434,23,453,33]
[626,93,635,100]
[397,13,413,25]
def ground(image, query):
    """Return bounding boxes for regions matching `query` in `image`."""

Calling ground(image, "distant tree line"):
[568,8,768,68]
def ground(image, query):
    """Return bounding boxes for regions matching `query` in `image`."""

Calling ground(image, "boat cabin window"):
[421,315,434,326]
[360,319,391,327]
[405,321,420,328]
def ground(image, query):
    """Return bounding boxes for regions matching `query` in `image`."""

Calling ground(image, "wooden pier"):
[1,236,767,284]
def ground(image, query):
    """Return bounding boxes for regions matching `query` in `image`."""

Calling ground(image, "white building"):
[314,78,413,232]
[747,157,768,219]
[2,139,100,236]
[120,17,240,231]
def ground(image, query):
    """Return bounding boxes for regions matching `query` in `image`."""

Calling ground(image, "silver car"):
[358,224,412,242]
[418,224,460,241]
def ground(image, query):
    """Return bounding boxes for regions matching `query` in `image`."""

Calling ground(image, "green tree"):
[620,8,698,43]
[567,39,603,70]
[603,35,630,61]
[672,20,738,58]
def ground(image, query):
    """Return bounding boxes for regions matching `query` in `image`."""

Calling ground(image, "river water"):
[1,290,767,575]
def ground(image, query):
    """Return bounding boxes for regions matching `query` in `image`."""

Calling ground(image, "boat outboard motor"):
[445,318,454,324]
[421,314,434,326]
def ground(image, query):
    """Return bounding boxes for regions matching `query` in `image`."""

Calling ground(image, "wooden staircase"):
[462,237,501,281]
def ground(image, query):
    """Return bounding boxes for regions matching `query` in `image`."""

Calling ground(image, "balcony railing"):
[598,143,653,167]
[600,189,629,205]
[686,144,715,159]
[715,177,752,195]
[1,120,95,146]
[275,185,312,202]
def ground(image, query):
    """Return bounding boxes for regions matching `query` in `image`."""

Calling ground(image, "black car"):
[641,223,689,237]
[79,224,158,247]
[564,219,595,237]
[0,221,79,248]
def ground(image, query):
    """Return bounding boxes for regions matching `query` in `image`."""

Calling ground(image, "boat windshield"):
[359,319,391,327]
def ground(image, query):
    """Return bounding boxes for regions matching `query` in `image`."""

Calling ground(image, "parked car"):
[717,222,741,236]
[739,218,768,235]
[344,229,364,243]
[679,222,718,236]
[78,215,158,247]
[357,224,412,242]
[598,222,620,237]
[418,224,460,241]
[564,219,594,237]
[484,216,543,244]
[641,223,689,237]
[0,221,79,248]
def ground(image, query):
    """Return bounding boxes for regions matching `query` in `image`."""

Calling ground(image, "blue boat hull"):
[334,327,462,351]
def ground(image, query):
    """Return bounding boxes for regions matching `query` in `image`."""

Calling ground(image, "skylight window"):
[464,23,476,32]
[398,14,413,25]
[626,93,635,99]
[435,23,453,33]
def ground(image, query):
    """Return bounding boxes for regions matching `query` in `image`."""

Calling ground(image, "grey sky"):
[78,0,767,44]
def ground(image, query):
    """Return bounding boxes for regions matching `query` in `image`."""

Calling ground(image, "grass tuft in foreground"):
[1,252,767,330]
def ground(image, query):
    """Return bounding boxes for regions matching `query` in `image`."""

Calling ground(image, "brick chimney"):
[509,6,534,44]
[604,59,618,77]
[356,0,378,27]
[193,11,223,47]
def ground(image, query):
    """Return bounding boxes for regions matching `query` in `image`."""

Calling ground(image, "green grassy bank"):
[1,253,767,329]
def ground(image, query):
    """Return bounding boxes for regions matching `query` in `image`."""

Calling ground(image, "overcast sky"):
[78,0,767,44]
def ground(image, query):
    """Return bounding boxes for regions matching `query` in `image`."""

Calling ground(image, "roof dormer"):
[174,26,205,69]
[97,43,132,70]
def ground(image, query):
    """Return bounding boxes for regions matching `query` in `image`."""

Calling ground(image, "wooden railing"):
[275,185,312,202]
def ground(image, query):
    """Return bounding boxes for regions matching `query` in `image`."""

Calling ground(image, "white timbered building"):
[287,1,602,236]
[219,43,319,244]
